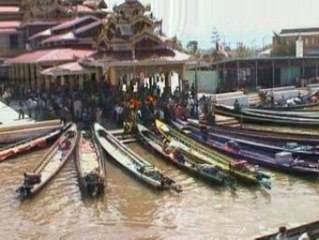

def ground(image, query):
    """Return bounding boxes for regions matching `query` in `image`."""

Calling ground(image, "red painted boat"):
[0,123,71,163]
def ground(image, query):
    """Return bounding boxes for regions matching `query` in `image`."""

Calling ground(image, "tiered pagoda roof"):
[7,0,191,76]
[83,0,190,67]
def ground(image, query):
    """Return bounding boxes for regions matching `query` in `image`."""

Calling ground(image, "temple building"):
[3,0,191,94]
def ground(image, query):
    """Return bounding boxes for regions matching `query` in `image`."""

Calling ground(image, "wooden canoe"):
[184,124,319,176]
[0,123,71,163]
[137,124,236,188]
[215,104,319,128]
[94,123,182,192]
[253,100,319,111]
[187,118,319,145]
[75,130,106,197]
[245,107,319,119]
[182,119,319,160]
[255,220,319,240]
[0,120,63,144]
[156,120,272,189]
[16,123,78,200]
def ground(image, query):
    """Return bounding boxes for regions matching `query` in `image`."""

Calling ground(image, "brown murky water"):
[0,141,319,239]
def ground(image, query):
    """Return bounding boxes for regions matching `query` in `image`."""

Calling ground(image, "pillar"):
[19,64,24,90]
[96,67,101,83]
[255,60,258,89]
[45,75,50,91]
[30,64,36,90]
[272,60,275,88]
[288,60,291,84]
[316,60,318,78]
[24,64,30,90]
[109,67,116,86]
[68,75,74,90]
[79,75,84,90]
[17,64,22,93]
[164,71,170,94]
[61,75,65,86]
[237,60,240,88]
[9,65,14,82]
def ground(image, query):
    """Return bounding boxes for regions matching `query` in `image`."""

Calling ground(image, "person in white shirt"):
[298,231,310,240]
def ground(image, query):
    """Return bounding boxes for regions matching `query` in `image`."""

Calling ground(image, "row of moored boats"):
[2,116,319,200]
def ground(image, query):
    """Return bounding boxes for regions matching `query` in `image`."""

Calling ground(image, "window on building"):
[305,37,308,46]
[9,35,19,49]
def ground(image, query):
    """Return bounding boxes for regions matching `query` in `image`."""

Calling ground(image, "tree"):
[211,27,220,50]
[235,42,256,57]
[186,40,198,55]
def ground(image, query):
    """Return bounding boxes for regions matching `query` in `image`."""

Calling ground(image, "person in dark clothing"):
[234,99,241,112]
[18,101,25,120]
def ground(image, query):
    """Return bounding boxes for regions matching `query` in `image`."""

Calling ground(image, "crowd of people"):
[0,77,218,134]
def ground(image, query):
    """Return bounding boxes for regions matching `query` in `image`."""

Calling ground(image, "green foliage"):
[186,40,199,55]
[236,42,256,57]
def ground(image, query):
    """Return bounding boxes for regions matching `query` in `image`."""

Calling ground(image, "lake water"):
[0,139,318,239]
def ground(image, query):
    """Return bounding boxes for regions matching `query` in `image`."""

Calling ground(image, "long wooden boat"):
[94,123,182,192]
[187,118,319,145]
[182,123,319,176]
[0,123,71,163]
[215,104,319,127]
[0,120,63,144]
[183,119,319,160]
[155,120,272,189]
[245,107,319,119]
[137,124,236,189]
[254,99,319,111]
[75,130,106,197]
[16,123,78,200]
[255,220,319,240]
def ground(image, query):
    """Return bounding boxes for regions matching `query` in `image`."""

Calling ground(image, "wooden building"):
[273,27,319,56]
[6,0,191,93]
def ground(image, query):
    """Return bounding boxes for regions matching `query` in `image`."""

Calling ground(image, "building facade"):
[6,0,191,94]
[273,27,319,56]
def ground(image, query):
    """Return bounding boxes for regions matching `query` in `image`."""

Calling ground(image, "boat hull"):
[75,130,106,197]
[215,104,319,128]
[189,130,319,176]
[137,124,229,186]
[0,120,62,144]
[94,123,174,190]
[16,123,78,200]
[155,120,271,188]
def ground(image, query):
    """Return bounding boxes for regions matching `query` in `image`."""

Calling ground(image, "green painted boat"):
[155,120,272,190]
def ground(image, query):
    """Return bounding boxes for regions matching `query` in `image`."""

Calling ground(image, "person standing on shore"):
[18,101,25,120]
